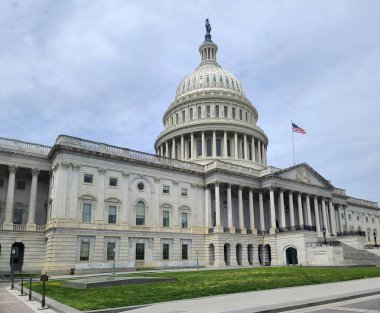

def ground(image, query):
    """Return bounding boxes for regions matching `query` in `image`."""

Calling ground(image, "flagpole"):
[291,120,296,165]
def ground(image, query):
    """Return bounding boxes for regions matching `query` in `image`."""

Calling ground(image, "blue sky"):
[0,0,379,203]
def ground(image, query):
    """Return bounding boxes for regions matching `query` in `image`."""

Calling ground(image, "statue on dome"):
[205,18,211,34]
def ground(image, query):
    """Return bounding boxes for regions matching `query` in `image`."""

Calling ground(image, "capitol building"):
[0,22,379,274]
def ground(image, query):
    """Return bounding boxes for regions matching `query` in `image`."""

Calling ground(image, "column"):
[269,189,276,234]
[289,191,295,228]
[297,192,304,227]
[251,137,256,162]
[171,138,176,158]
[264,146,267,166]
[180,135,184,160]
[160,145,163,156]
[314,196,321,233]
[205,185,211,228]
[328,199,336,236]
[97,168,106,223]
[190,133,194,160]
[234,132,238,159]
[212,131,216,157]
[215,182,222,229]
[27,168,40,229]
[336,205,342,232]
[257,140,262,164]
[202,132,205,158]
[306,194,312,227]
[259,191,265,230]
[262,143,266,165]
[344,205,349,231]
[4,165,18,227]
[165,141,169,158]
[238,186,244,232]
[249,189,256,233]
[227,184,234,231]
[279,189,286,229]
[223,131,228,157]
[244,134,248,160]
[321,199,330,236]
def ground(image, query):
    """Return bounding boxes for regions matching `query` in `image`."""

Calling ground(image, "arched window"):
[215,105,219,118]
[188,141,191,159]
[206,75,210,83]
[198,106,202,119]
[216,138,222,156]
[206,105,210,117]
[197,139,202,157]
[136,201,145,225]
[227,139,231,157]
[225,76,229,86]
[182,110,185,122]
[207,138,212,156]
[224,106,228,117]
[239,109,243,120]
[171,116,173,125]
[245,112,248,122]
[189,108,193,120]
[232,108,236,119]
[187,79,190,90]
[213,75,216,83]
[176,113,179,124]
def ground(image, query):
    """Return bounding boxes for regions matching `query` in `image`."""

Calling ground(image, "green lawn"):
[27,267,380,311]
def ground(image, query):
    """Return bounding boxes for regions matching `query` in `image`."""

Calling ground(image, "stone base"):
[2,221,13,230]
[26,223,37,231]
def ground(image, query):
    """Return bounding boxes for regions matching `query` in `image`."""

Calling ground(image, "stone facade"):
[0,25,379,274]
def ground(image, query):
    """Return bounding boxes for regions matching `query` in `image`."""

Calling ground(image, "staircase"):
[341,243,380,266]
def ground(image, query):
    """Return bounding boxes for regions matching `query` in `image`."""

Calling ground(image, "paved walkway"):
[126,277,380,313]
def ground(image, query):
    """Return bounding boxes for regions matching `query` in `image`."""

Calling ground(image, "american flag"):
[292,122,306,134]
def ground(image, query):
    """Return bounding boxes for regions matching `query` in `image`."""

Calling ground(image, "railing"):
[347,197,378,208]
[307,241,341,247]
[278,225,316,233]
[337,230,366,237]
[208,228,214,234]
[0,137,50,156]
[36,225,46,232]
[223,227,230,233]
[13,224,26,231]
[257,230,270,235]
[204,160,259,176]
[364,244,379,249]
[235,228,241,234]
[246,229,253,234]
[130,226,151,231]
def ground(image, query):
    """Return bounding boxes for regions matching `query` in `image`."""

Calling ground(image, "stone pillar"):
[190,133,194,159]
[321,199,330,236]
[344,205,349,231]
[160,145,163,156]
[202,132,206,158]
[223,131,228,157]
[297,192,304,227]
[165,141,169,158]
[269,189,276,234]
[4,165,18,228]
[27,168,40,230]
[257,140,262,164]
[251,137,256,162]
[212,131,216,157]
[306,194,312,227]
[249,189,256,233]
[262,143,266,165]
[244,134,248,160]
[215,183,222,230]
[180,135,184,160]
[97,168,106,223]
[238,186,245,232]
[227,184,234,231]
[328,199,336,236]
[314,196,321,233]
[279,189,286,229]
[171,138,176,159]
[289,191,295,228]
[205,185,211,228]
[263,146,267,166]
[234,132,238,159]
[259,191,265,230]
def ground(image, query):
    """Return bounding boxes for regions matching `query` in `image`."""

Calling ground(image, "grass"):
[26,267,380,311]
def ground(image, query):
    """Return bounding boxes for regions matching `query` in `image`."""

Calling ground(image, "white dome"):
[175,64,245,99]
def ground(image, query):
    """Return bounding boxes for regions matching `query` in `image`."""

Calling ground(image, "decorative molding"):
[71,163,80,171]
[122,172,129,178]
[8,165,18,173]
[98,168,106,175]
[31,168,40,176]
[153,177,160,184]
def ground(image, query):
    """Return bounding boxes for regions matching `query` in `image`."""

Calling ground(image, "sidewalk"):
[125,277,380,313]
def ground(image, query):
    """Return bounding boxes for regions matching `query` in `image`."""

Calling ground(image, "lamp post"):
[112,248,116,276]
[322,226,327,245]
[10,246,18,290]
[373,230,377,248]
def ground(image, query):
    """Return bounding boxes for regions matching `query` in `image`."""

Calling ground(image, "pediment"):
[272,163,333,188]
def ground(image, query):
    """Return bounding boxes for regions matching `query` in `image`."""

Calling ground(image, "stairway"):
[341,243,380,266]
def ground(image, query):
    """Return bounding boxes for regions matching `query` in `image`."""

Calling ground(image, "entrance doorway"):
[224,243,230,265]
[247,244,253,265]
[10,242,25,272]
[285,247,298,265]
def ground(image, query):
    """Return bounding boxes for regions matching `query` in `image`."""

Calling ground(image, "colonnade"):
[204,183,340,237]
[157,131,267,165]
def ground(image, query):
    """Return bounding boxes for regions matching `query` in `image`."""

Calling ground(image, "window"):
[108,205,117,224]
[366,217,369,223]
[136,201,145,225]
[216,138,222,156]
[136,243,145,260]
[84,174,93,184]
[171,116,174,125]
[182,110,185,122]
[227,139,231,157]
[197,106,202,118]
[341,213,344,218]
[372,218,375,223]
[0,178,4,188]
[245,112,248,121]
[137,182,145,191]
[80,242,90,261]
[163,243,169,260]
[349,214,352,220]
[197,139,202,157]
[232,107,236,118]
[207,138,212,156]
[206,105,210,117]
[13,203,24,224]
[189,108,193,120]
[215,105,219,118]
[109,177,118,187]
[181,188,188,196]
[16,180,26,190]
[163,185,170,194]
[224,106,228,117]
[176,113,179,124]
[357,216,360,221]
[106,242,115,261]
[82,203,92,223]
[182,244,188,260]
[181,212,188,228]
[163,210,170,227]
[239,109,243,120]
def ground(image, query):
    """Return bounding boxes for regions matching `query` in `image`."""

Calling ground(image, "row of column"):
[157,131,267,165]
[3,165,40,230]
[205,184,338,236]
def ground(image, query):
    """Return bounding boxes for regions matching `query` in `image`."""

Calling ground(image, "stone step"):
[340,243,380,265]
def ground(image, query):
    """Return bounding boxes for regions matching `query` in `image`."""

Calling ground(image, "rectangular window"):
[163,210,170,227]
[163,185,170,194]
[349,214,352,220]
[84,174,93,184]
[16,180,26,190]
[181,188,188,196]
[163,243,169,260]
[108,205,117,224]
[0,178,4,188]
[372,218,375,223]
[109,177,118,187]
[136,243,145,260]
[366,217,369,223]
[80,242,90,261]
[82,203,92,223]
[13,208,23,224]
[106,242,115,261]
[181,212,188,228]
[182,244,188,260]
[341,213,344,218]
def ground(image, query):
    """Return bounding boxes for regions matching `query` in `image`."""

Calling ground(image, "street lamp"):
[373,230,377,248]
[112,248,116,276]
[322,226,327,245]
[10,246,19,290]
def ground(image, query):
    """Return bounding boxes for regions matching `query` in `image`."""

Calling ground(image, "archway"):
[236,244,242,265]
[10,242,25,272]
[209,243,215,266]
[262,244,271,266]
[224,243,230,266]
[258,244,263,265]
[247,244,253,265]
[285,247,298,265]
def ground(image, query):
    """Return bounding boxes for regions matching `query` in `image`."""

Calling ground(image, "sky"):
[0,0,379,204]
